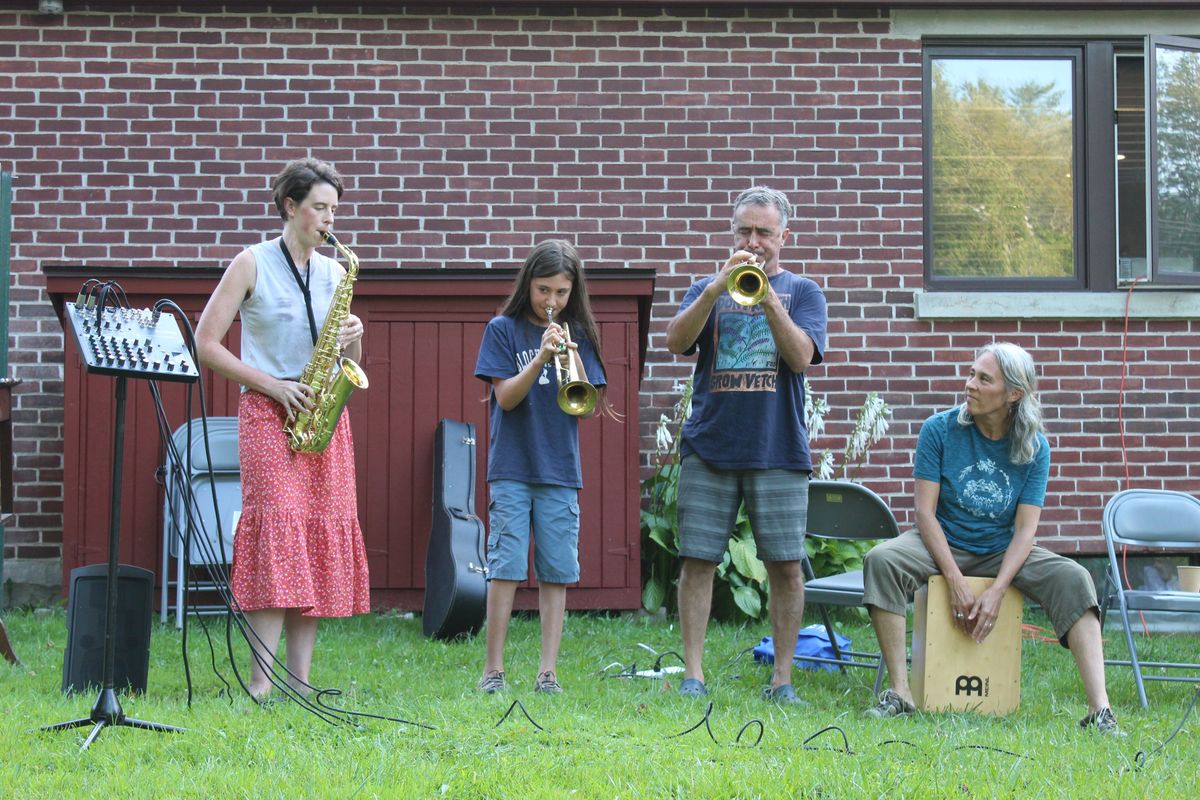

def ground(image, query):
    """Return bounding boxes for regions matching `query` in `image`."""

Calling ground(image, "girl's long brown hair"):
[500,239,622,420]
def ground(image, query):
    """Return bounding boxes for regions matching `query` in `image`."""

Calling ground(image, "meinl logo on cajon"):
[954,675,986,697]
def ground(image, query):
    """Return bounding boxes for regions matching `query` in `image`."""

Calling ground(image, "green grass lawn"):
[1,606,1197,799]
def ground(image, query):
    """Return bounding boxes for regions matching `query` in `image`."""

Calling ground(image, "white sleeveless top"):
[239,237,343,383]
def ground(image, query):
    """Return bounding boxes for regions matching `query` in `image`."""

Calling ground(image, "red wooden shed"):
[46,265,655,611]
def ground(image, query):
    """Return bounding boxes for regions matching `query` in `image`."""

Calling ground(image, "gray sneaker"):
[534,670,563,694]
[1079,706,1125,736]
[477,670,507,694]
[865,689,916,719]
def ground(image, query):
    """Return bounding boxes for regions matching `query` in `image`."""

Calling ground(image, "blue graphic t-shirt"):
[678,269,827,471]
[474,314,607,489]
[913,407,1051,555]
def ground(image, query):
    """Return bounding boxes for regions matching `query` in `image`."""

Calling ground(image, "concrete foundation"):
[2,557,62,609]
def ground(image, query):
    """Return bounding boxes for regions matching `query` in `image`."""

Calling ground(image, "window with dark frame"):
[1149,36,1200,285]
[923,36,1200,293]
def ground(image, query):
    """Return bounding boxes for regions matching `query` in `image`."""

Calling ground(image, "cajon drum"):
[911,575,1023,715]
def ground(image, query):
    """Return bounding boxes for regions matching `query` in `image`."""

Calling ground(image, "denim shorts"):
[486,480,581,584]
[676,454,809,562]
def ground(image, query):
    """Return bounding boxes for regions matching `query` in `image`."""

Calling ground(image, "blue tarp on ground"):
[753,624,851,672]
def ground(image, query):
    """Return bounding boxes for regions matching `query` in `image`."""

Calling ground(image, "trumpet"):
[546,307,598,416]
[727,254,769,306]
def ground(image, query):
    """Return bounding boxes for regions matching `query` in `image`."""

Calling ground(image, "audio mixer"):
[64,295,198,384]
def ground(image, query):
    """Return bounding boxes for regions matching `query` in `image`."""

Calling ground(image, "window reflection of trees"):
[1155,47,1200,274]
[931,60,1074,280]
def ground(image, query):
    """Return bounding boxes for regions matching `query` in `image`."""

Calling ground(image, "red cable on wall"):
[1118,277,1150,637]
[1118,277,1139,490]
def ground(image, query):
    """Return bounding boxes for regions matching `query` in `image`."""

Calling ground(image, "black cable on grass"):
[735,719,764,747]
[314,688,436,731]
[495,699,545,731]
[1134,685,1200,771]
[801,725,852,754]
[668,702,718,743]
[667,702,764,748]
[652,650,685,671]
[604,649,687,679]
[797,729,1022,760]
[950,744,1029,760]
[603,662,638,679]
[877,738,919,749]
[724,645,758,669]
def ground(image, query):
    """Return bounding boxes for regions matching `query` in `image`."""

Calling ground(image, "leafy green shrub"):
[805,389,893,593]
[640,379,689,617]
[640,377,892,623]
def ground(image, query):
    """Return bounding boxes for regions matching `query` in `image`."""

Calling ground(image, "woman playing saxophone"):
[196,157,370,700]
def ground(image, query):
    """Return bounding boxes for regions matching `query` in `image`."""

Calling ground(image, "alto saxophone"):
[285,230,369,453]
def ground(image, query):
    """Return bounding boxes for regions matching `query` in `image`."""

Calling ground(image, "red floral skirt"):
[230,390,371,617]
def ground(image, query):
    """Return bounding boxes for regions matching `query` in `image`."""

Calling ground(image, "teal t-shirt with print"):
[913,407,1050,555]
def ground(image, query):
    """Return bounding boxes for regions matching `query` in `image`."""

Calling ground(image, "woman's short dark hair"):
[271,158,343,220]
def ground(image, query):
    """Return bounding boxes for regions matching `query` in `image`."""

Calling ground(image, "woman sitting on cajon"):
[861,342,1121,735]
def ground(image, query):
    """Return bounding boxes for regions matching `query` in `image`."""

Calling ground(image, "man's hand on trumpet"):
[713,249,759,285]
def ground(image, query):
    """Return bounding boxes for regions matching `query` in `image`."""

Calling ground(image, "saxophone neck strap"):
[279,239,319,346]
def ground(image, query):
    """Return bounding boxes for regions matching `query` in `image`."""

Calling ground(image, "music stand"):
[43,295,197,750]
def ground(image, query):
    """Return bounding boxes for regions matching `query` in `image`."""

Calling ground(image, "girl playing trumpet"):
[473,239,617,694]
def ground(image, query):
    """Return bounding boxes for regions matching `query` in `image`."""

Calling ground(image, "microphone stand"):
[41,376,184,750]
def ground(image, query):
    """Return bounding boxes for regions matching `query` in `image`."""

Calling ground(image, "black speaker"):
[61,563,153,695]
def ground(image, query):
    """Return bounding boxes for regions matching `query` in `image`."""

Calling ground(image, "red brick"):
[2,5,1197,570]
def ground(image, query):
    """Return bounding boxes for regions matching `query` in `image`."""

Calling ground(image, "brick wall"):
[1,2,1196,585]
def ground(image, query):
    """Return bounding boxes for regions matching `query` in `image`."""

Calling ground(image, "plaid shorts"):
[676,454,808,562]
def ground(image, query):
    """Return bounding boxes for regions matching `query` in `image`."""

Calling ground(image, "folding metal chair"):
[160,417,240,628]
[1100,488,1200,708]
[800,479,901,692]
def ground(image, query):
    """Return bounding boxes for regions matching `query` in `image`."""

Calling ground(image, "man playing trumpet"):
[665,186,828,705]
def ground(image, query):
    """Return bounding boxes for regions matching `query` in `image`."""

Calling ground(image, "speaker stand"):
[41,377,184,750]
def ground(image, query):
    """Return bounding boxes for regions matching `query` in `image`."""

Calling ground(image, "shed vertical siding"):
[47,268,652,609]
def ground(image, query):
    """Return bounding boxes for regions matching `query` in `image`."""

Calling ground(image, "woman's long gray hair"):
[957,341,1044,465]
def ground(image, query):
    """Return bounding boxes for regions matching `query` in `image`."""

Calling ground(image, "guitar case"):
[423,418,488,640]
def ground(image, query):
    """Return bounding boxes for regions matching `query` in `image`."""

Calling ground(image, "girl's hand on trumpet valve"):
[539,323,576,365]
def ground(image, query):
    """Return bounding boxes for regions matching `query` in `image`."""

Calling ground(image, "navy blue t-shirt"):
[913,407,1051,555]
[678,269,827,471]
[474,314,607,488]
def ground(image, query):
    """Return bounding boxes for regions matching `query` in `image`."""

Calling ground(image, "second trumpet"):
[546,307,598,416]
